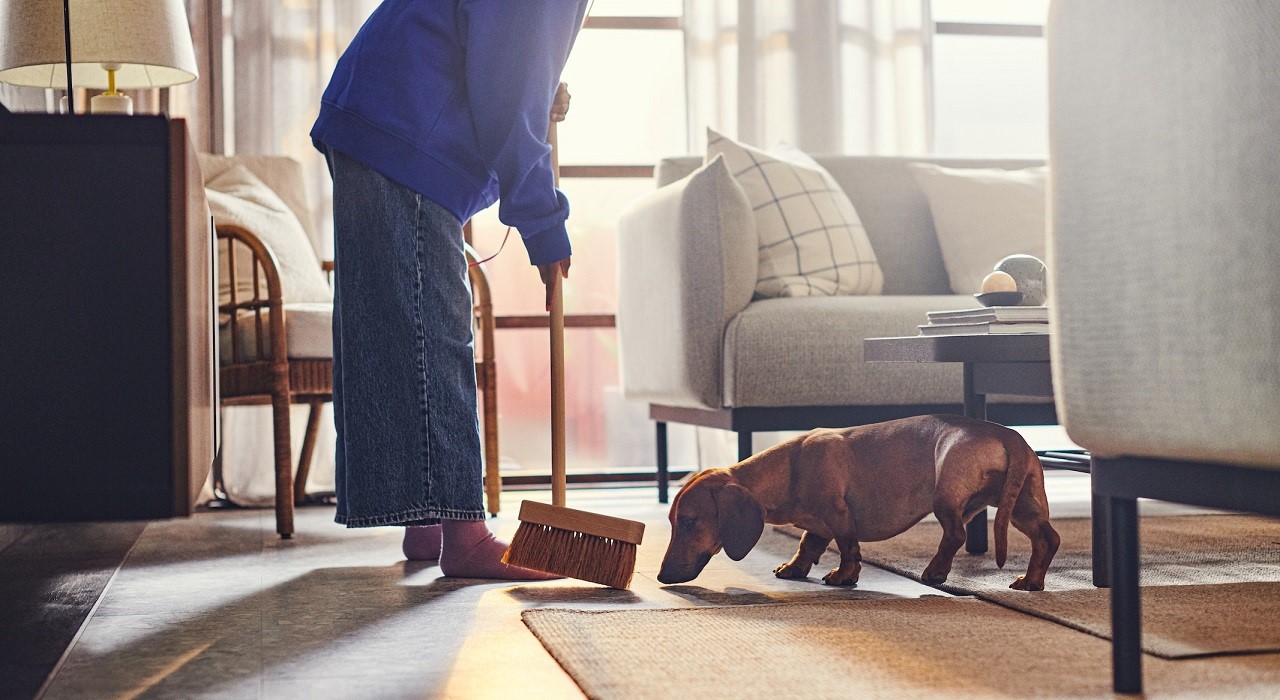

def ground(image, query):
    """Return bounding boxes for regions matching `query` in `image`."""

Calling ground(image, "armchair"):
[1049,1,1280,692]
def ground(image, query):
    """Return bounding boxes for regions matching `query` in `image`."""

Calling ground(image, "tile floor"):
[40,425,1201,699]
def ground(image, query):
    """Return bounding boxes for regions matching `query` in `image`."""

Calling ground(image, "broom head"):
[502,500,645,589]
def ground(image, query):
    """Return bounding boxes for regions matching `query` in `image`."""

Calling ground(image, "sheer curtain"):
[180,0,379,504]
[683,0,931,466]
[684,0,931,154]
[223,0,379,259]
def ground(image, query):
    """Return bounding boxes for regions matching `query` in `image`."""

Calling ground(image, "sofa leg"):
[656,421,669,504]
[1091,483,1111,587]
[737,431,753,462]
[1109,494,1142,694]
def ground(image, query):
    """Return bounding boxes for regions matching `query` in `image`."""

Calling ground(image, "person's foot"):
[439,519,561,581]
[402,524,442,561]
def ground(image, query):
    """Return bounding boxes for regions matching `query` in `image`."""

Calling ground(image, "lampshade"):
[0,0,198,90]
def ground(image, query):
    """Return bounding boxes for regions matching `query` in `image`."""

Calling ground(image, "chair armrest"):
[617,155,756,409]
[217,223,290,367]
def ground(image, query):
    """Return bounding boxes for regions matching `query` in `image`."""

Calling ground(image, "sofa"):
[618,154,1055,500]
[1048,0,1280,692]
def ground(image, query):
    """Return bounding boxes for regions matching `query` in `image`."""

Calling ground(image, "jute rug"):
[777,514,1280,657]
[523,597,1280,700]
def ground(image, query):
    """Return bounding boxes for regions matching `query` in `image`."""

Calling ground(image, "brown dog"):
[656,415,1059,590]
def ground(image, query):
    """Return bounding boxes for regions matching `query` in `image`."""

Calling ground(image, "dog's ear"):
[715,483,764,561]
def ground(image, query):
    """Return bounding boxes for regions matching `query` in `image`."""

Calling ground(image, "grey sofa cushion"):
[658,155,1043,296]
[722,295,976,407]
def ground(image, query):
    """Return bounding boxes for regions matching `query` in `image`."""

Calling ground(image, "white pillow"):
[910,163,1048,295]
[706,128,884,298]
[206,165,332,306]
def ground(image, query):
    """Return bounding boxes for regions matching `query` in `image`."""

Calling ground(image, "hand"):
[550,82,571,122]
[538,256,571,311]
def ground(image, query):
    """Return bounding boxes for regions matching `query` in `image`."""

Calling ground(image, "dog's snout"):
[657,552,712,585]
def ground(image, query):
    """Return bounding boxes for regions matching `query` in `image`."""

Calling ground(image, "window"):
[930,0,1049,155]
[469,3,688,478]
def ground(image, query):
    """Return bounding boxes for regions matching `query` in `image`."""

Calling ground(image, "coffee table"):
[864,333,1105,586]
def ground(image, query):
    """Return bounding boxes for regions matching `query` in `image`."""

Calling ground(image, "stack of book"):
[919,306,1050,336]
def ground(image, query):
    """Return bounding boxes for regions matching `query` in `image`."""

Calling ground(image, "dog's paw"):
[773,562,811,580]
[1009,576,1044,592]
[920,566,950,586]
[822,568,859,587]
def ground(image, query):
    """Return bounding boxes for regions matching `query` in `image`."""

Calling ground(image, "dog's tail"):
[993,439,1034,569]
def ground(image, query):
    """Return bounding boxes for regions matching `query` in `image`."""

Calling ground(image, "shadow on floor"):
[43,565,504,698]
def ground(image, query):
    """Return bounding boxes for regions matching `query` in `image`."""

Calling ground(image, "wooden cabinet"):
[0,115,215,520]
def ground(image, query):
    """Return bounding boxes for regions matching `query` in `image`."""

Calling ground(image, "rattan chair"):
[208,157,501,538]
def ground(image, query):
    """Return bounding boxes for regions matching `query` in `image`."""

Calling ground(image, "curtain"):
[169,0,385,252]
[177,0,379,504]
[683,0,931,467]
[683,0,931,154]
[213,0,380,259]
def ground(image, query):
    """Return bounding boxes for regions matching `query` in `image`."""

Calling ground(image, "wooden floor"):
[0,522,145,699]
[29,486,950,699]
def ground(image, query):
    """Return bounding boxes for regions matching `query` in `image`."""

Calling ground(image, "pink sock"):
[439,519,561,581]
[402,524,442,561]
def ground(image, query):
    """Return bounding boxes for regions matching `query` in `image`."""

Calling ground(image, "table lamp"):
[0,0,198,115]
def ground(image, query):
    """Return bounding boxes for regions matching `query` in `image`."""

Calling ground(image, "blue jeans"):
[326,147,485,527]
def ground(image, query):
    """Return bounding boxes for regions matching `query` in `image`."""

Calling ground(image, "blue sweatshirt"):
[311,0,589,265]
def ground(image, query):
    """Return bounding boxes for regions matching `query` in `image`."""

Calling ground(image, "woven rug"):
[523,598,1280,700]
[777,514,1280,657]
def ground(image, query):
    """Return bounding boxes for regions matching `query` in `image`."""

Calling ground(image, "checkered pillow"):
[707,129,884,298]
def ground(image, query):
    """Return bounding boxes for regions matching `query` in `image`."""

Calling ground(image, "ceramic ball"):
[980,271,1018,293]
[994,254,1047,306]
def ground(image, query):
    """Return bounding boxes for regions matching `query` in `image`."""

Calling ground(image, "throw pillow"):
[706,128,884,298]
[910,163,1048,296]
[206,165,332,306]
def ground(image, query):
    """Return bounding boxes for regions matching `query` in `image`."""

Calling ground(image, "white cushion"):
[220,302,333,362]
[206,165,332,306]
[706,129,884,298]
[911,163,1047,295]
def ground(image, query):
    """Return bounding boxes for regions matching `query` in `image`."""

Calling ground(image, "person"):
[310,0,590,579]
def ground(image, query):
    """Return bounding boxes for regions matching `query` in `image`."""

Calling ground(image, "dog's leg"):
[1009,493,1060,591]
[922,507,968,585]
[774,531,830,580]
[822,536,862,586]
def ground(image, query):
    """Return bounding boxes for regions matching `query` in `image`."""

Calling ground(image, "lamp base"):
[91,93,133,115]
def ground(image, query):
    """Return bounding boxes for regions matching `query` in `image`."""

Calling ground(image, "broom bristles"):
[503,521,638,589]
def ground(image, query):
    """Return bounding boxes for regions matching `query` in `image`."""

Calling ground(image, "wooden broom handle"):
[548,122,567,507]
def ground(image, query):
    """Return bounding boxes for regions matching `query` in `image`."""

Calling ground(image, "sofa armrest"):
[1049,0,1280,469]
[617,155,757,409]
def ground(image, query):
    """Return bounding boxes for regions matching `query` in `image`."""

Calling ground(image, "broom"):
[501,122,646,588]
